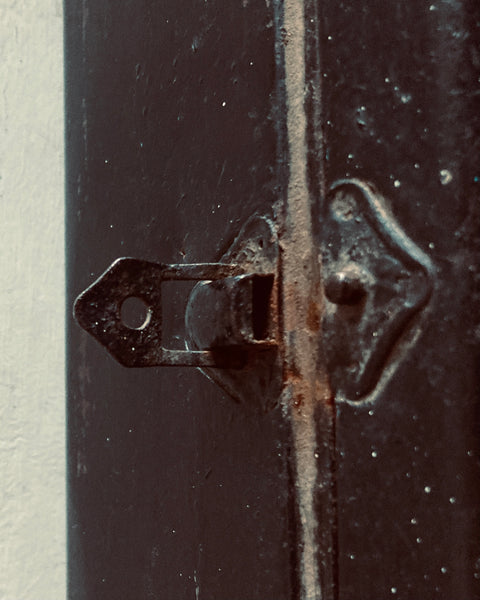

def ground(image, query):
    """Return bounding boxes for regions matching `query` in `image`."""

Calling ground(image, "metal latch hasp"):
[73,215,282,410]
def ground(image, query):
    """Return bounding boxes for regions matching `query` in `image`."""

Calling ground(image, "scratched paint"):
[280,0,336,598]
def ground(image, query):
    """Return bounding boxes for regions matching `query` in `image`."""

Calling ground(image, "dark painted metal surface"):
[317,0,480,597]
[66,1,295,599]
[66,0,480,598]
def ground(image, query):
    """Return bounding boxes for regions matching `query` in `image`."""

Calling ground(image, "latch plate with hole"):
[74,215,282,410]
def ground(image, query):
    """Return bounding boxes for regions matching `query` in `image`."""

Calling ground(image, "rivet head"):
[324,267,367,305]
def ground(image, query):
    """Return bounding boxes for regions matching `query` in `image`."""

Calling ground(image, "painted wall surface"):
[0,0,65,598]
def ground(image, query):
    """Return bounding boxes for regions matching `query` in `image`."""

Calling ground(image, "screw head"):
[324,267,367,305]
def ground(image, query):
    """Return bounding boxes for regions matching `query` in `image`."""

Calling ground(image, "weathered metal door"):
[66,1,480,598]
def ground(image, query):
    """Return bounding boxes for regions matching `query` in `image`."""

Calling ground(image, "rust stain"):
[293,393,304,408]
[307,300,321,332]
[279,0,336,596]
[284,363,301,380]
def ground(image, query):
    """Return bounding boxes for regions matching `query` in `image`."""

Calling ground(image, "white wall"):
[0,0,65,598]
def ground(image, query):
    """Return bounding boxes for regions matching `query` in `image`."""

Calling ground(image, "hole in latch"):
[120,296,151,330]
[252,274,274,340]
